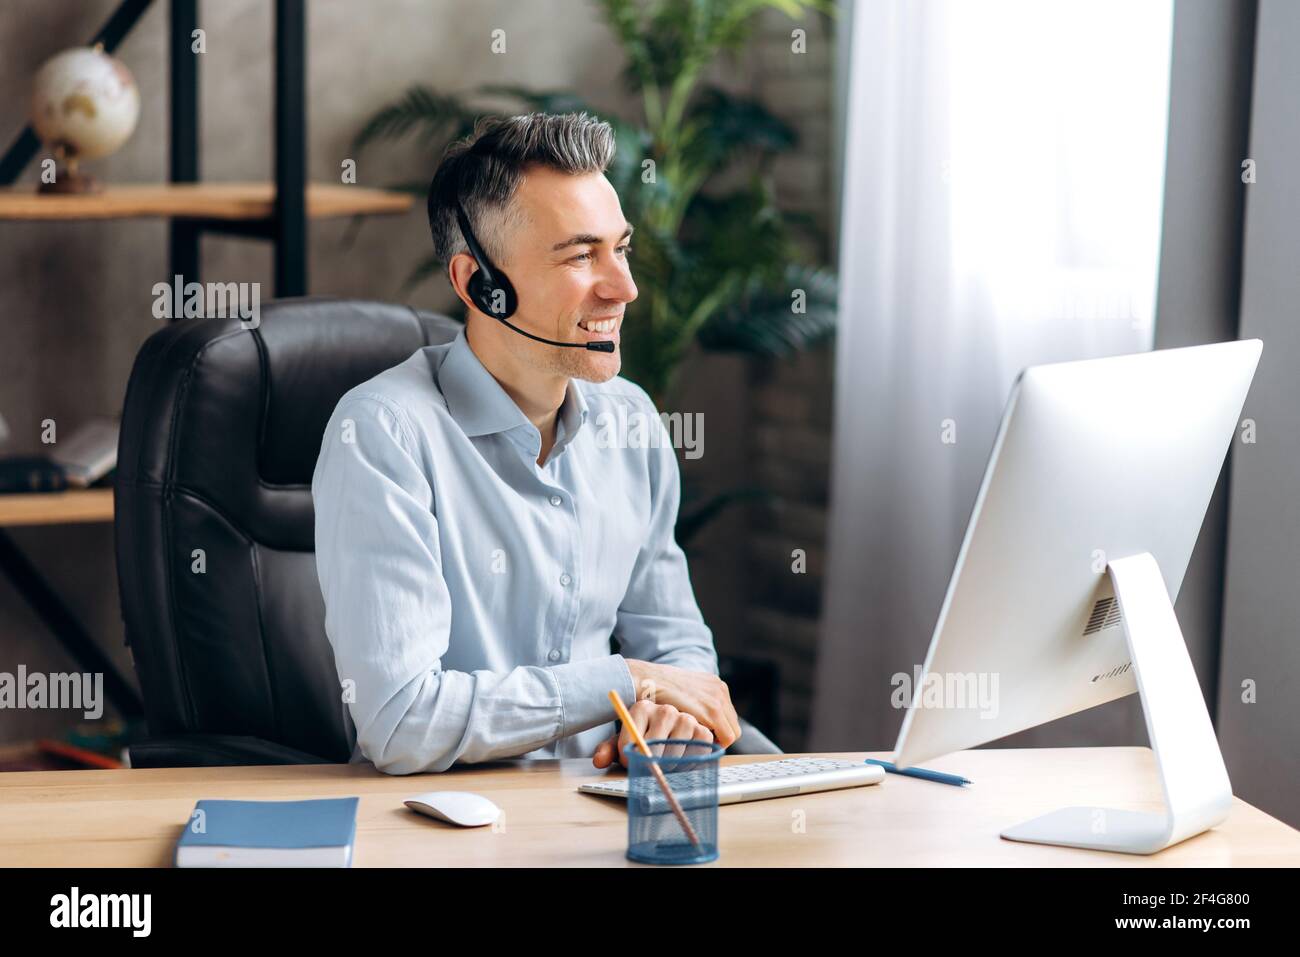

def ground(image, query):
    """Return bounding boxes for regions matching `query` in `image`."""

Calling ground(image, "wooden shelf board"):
[0,182,414,222]
[0,489,114,527]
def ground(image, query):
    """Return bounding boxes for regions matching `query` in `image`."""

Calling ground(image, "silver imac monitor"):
[892,339,1262,854]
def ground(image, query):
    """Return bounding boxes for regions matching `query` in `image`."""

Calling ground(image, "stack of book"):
[0,418,118,493]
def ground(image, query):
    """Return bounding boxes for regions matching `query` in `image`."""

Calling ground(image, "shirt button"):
[549,495,562,506]
[559,573,572,587]
[548,649,561,662]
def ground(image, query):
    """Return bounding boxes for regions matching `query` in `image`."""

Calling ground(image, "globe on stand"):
[30,44,140,194]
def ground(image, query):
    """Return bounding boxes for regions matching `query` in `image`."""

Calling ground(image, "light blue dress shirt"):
[311,326,718,774]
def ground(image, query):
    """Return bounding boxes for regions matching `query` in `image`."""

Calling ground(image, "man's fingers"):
[591,733,617,768]
[706,709,738,748]
[646,708,678,754]
[626,712,669,765]
[722,699,742,746]
[617,722,640,768]
[618,730,639,767]
[663,715,694,759]
[617,707,682,767]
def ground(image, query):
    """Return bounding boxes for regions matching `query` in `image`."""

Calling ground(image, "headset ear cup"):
[467,269,490,313]
[468,270,518,320]
[495,275,518,319]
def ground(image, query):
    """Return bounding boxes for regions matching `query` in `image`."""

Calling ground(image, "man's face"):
[478,167,637,383]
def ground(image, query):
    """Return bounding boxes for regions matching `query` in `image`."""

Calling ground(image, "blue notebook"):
[175,797,359,868]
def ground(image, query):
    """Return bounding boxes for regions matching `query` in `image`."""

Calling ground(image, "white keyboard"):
[577,756,885,806]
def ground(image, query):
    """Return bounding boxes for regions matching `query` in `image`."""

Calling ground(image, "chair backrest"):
[115,298,461,761]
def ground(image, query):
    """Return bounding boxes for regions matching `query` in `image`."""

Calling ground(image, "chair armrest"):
[727,718,783,755]
[128,734,332,768]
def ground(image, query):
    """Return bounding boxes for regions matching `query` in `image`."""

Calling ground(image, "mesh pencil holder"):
[624,739,723,865]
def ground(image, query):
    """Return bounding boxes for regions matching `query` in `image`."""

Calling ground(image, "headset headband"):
[455,199,498,285]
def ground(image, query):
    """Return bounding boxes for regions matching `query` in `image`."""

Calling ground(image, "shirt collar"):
[553,376,590,457]
[437,326,589,457]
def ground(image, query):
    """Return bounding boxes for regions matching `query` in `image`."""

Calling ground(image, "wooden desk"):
[1,748,1295,867]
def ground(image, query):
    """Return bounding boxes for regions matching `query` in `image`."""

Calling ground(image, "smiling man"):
[312,112,740,774]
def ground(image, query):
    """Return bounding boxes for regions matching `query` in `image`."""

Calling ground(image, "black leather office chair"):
[115,298,779,768]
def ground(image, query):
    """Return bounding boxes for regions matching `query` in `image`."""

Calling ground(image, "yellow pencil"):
[608,690,702,849]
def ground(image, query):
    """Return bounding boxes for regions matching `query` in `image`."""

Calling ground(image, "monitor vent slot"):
[1084,597,1124,635]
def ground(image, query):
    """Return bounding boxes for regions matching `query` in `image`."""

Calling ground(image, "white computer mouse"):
[404,791,502,827]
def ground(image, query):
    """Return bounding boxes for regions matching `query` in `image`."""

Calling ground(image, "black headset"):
[454,198,615,353]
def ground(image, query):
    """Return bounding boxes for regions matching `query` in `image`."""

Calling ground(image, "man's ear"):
[447,252,479,313]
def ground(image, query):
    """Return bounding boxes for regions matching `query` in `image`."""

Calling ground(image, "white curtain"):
[811,0,1174,750]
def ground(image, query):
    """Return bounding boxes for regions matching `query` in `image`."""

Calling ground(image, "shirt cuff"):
[551,654,636,738]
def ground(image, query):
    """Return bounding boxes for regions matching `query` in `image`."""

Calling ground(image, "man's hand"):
[591,699,714,769]
[622,659,742,748]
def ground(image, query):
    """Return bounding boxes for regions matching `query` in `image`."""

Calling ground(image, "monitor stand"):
[1000,552,1233,854]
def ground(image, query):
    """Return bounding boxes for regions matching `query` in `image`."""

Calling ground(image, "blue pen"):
[865,759,970,787]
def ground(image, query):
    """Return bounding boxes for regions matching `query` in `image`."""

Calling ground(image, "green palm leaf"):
[350,85,472,153]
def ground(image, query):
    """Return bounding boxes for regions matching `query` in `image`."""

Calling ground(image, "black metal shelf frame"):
[0,0,310,722]
[170,0,307,296]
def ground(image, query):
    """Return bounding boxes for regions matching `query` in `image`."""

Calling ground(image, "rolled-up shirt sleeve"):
[312,394,635,774]
[613,397,720,680]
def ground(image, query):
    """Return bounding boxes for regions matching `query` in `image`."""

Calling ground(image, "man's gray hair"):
[426,112,617,266]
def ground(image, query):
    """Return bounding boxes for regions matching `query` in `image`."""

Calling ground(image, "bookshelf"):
[0,490,115,528]
[0,1,416,722]
[0,183,413,222]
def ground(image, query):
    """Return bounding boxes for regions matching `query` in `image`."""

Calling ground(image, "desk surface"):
[1,747,1295,866]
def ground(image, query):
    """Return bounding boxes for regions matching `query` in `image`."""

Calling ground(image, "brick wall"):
[739,8,838,750]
